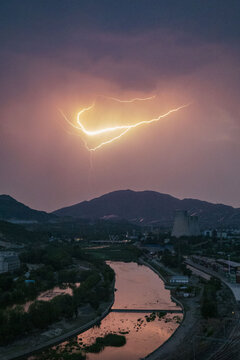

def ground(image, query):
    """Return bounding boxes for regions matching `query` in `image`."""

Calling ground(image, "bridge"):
[111,309,183,313]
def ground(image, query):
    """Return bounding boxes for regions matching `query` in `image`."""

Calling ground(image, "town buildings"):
[190,255,240,284]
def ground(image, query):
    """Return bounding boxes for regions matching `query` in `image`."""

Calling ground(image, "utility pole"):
[228,254,231,276]
[192,337,196,360]
[178,238,181,270]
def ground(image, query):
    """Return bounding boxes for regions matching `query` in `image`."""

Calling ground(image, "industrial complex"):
[171,210,200,238]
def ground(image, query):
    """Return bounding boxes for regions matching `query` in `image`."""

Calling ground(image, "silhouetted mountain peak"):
[0,194,16,201]
[0,195,55,223]
[52,189,240,228]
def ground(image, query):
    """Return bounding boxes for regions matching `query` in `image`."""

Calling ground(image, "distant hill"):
[53,190,240,228]
[0,195,56,223]
[0,220,48,243]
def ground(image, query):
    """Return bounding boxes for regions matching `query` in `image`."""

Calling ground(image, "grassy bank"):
[84,244,143,262]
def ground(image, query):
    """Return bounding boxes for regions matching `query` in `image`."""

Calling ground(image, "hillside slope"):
[53,190,240,228]
[0,195,55,223]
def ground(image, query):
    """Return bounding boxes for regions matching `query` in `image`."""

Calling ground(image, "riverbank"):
[185,259,240,360]
[1,256,177,360]
[0,284,115,360]
[141,256,238,360]
[27,260,183,360]
[3,255,236,360]
[139,258,200,360]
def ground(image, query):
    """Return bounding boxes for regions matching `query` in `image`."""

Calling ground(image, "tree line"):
[0,244,115,345]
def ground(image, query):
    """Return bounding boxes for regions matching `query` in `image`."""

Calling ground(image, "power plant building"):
[172,210,200,238]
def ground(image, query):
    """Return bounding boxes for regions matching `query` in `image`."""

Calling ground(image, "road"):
[112,309,182,313]
[185,259,240,302]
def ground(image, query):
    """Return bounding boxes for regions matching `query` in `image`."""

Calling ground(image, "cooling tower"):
[172,210,190,237]
[172,210,200,237]
[188,215,200,236]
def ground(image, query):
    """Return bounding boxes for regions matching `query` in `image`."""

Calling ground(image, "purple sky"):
[0,1,240,211]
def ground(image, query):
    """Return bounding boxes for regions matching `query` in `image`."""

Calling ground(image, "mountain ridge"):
[52,190,240,228]
[0,194,56,223]
[1,190,239,228]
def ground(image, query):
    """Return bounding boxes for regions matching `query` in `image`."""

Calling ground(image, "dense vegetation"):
[201,277,221,318]
[0,220,144,347]
[84,244,143,262]
[34,333,126,360]
[34,218,139,241]
[0,244,82,309]
[84,333,126,353]
[0,220,48,244]
[0,244,115,345]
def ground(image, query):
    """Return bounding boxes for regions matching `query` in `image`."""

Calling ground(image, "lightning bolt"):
[59,96,189,151]
[102,95,156,103]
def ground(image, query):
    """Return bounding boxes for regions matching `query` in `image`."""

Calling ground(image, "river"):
[35,261,182,360]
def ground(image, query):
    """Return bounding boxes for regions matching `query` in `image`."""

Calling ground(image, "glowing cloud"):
[60,96,189,151]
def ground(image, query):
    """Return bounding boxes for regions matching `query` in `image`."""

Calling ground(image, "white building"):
[203,230,229,239]
[169,275,189,284]
[0,252,20,273]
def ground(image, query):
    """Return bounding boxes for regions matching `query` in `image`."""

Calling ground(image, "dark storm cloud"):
[1,0,240,46]
[1,1,240,86]
[1,0,240,91]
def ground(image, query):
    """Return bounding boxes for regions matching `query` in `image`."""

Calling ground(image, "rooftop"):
[170,275,189,280]
[217,259,240,268]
